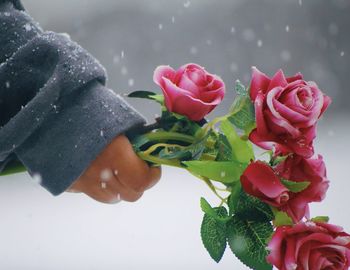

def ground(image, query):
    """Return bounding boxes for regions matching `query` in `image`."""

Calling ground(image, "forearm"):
[0,0,146,194]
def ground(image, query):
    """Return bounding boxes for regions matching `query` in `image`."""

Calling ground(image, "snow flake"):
[183,1,191,8]
[128,78,134,87]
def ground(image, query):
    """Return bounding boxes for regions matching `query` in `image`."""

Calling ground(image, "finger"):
[82,185,120,204]
[114,145,151,192]
[108,174,144,202]
[144,166,162,190]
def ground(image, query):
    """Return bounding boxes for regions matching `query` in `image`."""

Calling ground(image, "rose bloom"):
[249,67,331,158]
[153,63,225,121]
[267,222,350,270]
[240,155,329,222]
[276,155,329,223]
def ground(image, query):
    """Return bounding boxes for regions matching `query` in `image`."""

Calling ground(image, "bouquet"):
[2,63,350,270]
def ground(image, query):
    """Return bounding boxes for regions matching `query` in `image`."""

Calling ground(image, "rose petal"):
[254,92,269,135]
[267,227,286,268]
[241,161,289,204]
[174,63,204,84]
[266,87,301,138]
[250,66,271,100]
[177,73,200,96]
[171,94,214,121]
[286,72,303,83]
[153,65,176,86]
[267,69,288,92]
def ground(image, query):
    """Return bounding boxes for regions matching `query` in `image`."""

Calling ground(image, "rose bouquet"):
[127,64,350,270]
[2,63,349,269]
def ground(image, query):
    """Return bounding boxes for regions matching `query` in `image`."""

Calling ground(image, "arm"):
[0,0,148,195]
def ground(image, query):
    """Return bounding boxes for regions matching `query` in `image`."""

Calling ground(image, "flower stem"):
[143,143,186,156]
[137,152,183,168]
[144,131,195,144]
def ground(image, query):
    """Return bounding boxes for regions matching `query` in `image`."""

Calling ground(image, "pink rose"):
[240,161,290,207]
[276,155,329,222]
[267,222,350,270]
[153,63,225,121]
[249,67,331,158]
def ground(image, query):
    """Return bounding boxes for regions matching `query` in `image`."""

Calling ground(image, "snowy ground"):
[0,113,349,270]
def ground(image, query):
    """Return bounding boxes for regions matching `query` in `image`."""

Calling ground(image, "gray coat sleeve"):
[0,0,146,195]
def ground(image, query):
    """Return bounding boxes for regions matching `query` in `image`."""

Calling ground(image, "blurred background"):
[0,0,349,269]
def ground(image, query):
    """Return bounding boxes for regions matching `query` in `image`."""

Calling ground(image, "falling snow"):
[32,173,42,185]
[190,46,198,55]
[128,78,134,87]
[121,66,128,76]
[101,169,113,181]
[23,23,32,32]
[101,182,107,189]
[113,55,120,64]
[183,1,191,8]
[281,50,291,62]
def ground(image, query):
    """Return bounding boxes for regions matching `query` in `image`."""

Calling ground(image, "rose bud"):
[249,67,331,158]
[240,161,289,207]
[267,222,350,270]
[153,63,225,121]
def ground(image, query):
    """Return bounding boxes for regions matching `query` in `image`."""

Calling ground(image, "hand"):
[67,135,161,204]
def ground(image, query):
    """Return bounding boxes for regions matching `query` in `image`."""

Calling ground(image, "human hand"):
[67,135,161,204]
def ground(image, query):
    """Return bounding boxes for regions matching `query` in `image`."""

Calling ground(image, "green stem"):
[200,116,228,138]
[143,143,186,156]
[137,152,183,168]
[143,131,195,144]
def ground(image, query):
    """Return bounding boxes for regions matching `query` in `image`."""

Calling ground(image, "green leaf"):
[228,81,256,134]
[201,207,228,263]
[200,198,231,223]
[311,216,330,223]
[273,211,293,227]
[215,134,232,161]
[220,119,254,164]
[0,159,27,176]
[158,146,192,160]
[281,178,310,193]
[159,111,202,135]
[270,155,289,166]
[128,91,164,104]
[227,216,273,270]
[227,182,242,216]
[132,135,151,151]
[182,160,245,184]
[158,132,209,161]
[235,191,274,221]
[235,80,249,96]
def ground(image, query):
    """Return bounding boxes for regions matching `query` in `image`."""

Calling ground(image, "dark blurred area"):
[24,0,350,121]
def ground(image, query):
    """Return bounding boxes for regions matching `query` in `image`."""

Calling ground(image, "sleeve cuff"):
[15,81,146,195]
